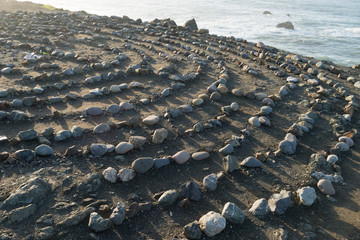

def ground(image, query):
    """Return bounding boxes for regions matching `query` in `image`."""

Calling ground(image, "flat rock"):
[115,142,134,154]
[192,151,210,160]
[172,151,190,164]
[317,179,335,195]
[131,157,154,174]
[199,211,226,237]
[88,212,111,232]
[222,202,245,224]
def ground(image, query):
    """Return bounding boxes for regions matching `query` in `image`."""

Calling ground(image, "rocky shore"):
[0,1,360,240]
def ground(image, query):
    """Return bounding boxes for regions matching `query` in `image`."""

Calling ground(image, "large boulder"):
[276,21,295,30]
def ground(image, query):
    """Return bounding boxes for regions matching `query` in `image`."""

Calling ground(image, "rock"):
[64,145,82,157]
[131,157,154,173]
[260,106,272,115]
[172,151,191,164]
[335,142,349,152]
[58,207,95,228]
[222,202,245,224]
[179,181,201,201]
[152,128,168,144]
[93,123,110,134]
[154,158,170,168]
[338,136,353,147]
[129,136,147,149]
[54,130,72,142]
[327,154,338,164]
[268,190,293,215]
[184,221,202,240]
[203,173,218,191]
[158,189,179,205]
[230,102,239,111]
[297,187,317,206]
[119,102,134,110]
[1,67,12,74]
[2,177,51,209]
[86,107,103,116]
[7,203,37,223]
[317,179,335,195]
[117,168,136,182]
[259,116,271,126]
[354,81,360,88]
[35,144,54,156]
[110,202,126,225]
[15,149,35,162]
[219,144,234,155]
[276,21,294,30]
[192,98,204,106]
[249,198,269,216]
[23,97,37,107]
[199,211,226,237]
[248,117,261,127]
[192,151,210,160]
[88,212,111,232]
[71,126,83,137]
[18,129,37,141]
[240,156,262,167]
[115,142,134,154]
[142,115,159,125]
[210,92,221,101]
[106,104,120,114]
[232,88,243,97]
[183,18,198,31]
[36,226,54,240]
[90,144,108,156]
[263,11,272,14]
[278,133,297,155]
[8,110,28,121]
[223,155,239,173]
[102,167,117,183]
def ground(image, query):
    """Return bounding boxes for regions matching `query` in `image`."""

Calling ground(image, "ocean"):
[17,0,360,67]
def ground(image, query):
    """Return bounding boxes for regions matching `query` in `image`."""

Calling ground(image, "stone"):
[158,189,179,205]
[172,151,191,164]
[126,203,141,218]
[154,158,170,168]
[232,88,243,96]
[268,190,293,215]
[102,167,117,183]
[54,130,72,142]
[219,144,234,155]
[35,144,54,156]
[183,18,198,31]
[260,106,272,115]
[221,202,245,224]
[1,67,12,74]
[117,168,136,182]
[119,102,134,110]
[129,136,147,149]
[199,211,226,237]
[115,142,134,154]
[276,21,295,30]
[42,128,54,137]
[36,226,54,240]
[184,221,202,240]
[249,198,269,216]
[297,187,317,206]
[93,123,110,134]
[317,179,335,195]
[179,181,201,201]
[279,133,297,155]
[248,117,260,127]
[58,207,95,228]
[8,110,28,121]
[338,136,353,147]
[192,98,204,106]
[15,149,35,162]
[223,155,239,173]
[110,202,126,225]
[71,126,83,137]
[88,212,111,232]
[259,116,271,126]
[203,173,218,191]
[230,102,239,111]
[7,203,37,223]
[86,107,103,116]
[210,92,221,101]
[90,144,108,156]
[192,152,210,160]
[335,142,349,152]
[23,97,37,107]
[12,99,23,108]
[327,154,338,164]
[142,115,160,125]
[18,129,37,141]
[131,157,154,174]
[106,104,120,114]
[152,128,168,144]
[240,156,262,167]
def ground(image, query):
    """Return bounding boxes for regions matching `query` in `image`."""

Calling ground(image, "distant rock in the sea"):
[183,18,198,32]
[276,21,294,30]
[263,11,272,15]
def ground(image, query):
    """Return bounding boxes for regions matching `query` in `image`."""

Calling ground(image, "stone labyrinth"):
[0,10,359,240]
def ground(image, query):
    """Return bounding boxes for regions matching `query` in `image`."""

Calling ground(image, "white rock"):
[199,211,226,237]
[338,136,353,147]
[327,154,338,164]
[142,115,159,125]
[102,167,117,183]
[248,117,260,127]
[296,187,317,206]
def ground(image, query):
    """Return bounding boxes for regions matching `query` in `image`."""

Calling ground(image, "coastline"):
[0,1,360,240]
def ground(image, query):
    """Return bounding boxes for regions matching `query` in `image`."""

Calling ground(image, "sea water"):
[18,0,360,66]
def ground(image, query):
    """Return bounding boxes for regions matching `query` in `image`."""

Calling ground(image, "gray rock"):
[179,104,193,113]
[7,203,37,223]
[18,129,37,141]
[2,177,51,209]
[129,136,147,149]
[152,128,168,144]
[203,173,218,191]
[0,111,8,120]
[249,198,269,216]
[90,144,108,156]
[106,104,120,114]
[240,157,262,167]
[23,97,37,107]
[54,130,72,142]
[115,142,134,154]
[86,107,103,116]
[169,108,182,118]
[131,157,154,173]
[154,158,170,168]
[42,127,54,137]
[221,202,245,224]
[184,221,202,240]
[64,68,75,76]
[276,21,294,30]
[179,181,201,201]
[183,18,198,31]
[58,207,95,227]
[223,155,239,173]
[268,190,293,215]
[117,168,136,182]
[158,189,179,205]
[88,212,111,232]
[297,187,317,206]
[110,202,126,225]
[8,110,28,121]
[35,145,54,156]
[279,133,297,155]
[219,144,234,155]
[1,67,12,74]
[199,211,226,237]
[11,99,23,108]
[15,149,35,162]
[71,126,83,137]
[93,123,110,134]
[102,167,117,183]
[192,152,210,160]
